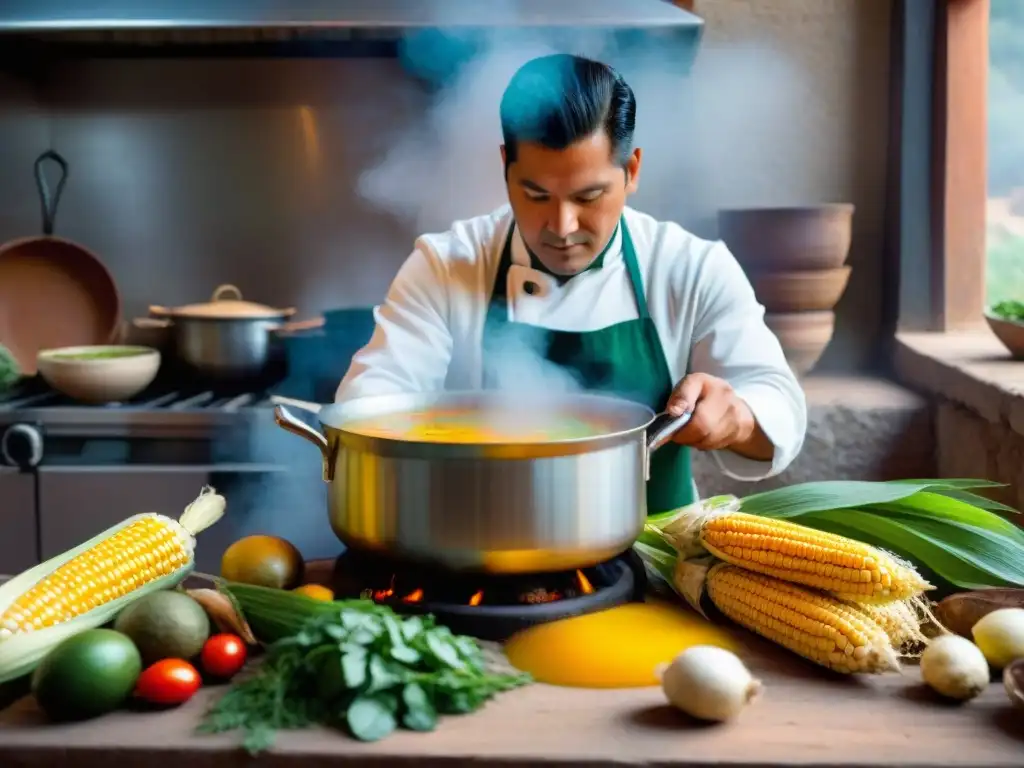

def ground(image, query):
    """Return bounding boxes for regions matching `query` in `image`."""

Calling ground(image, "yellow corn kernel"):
[699,512,932,604]
[0,515,191,640]
[704,563,900,674]
[852,599,933,654]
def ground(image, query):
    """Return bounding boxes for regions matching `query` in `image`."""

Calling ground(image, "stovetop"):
[0,377,282,439]
[325,549,646,641]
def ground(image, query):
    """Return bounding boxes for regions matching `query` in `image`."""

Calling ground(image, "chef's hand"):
[665,373,775,462]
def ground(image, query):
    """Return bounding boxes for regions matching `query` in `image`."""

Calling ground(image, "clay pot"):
[718,204,855,272]
[750,266,851,313]
[764,311,835,377]
[985,312,1024,359]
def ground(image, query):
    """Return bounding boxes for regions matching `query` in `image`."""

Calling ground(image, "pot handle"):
[213,284,243,301]
[35,150,68,236]
[133,317,173,329]
[274,405,335,482]
[270,316,326,334]
[645,410,692,481]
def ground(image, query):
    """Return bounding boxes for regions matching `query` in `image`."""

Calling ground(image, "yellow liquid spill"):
[504,600,737,689]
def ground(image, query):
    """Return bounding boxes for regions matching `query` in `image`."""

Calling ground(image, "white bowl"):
[36,345,161,404]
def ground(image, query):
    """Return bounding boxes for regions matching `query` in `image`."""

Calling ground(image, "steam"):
[480,322,578,392]
[223,14,815,561]
[356,19,808,398]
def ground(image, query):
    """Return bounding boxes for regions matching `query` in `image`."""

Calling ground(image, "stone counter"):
[0,631,1019,768]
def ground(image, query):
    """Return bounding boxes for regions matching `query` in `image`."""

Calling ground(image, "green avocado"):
[113,590,210,666]
[32,629,142,722]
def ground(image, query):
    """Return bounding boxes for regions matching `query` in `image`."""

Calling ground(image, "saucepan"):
[0,150,122,375]
[133,284,323,383]
[272,391,691,575]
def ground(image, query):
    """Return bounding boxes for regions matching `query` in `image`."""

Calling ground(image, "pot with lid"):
[135,284,323,384]
[273,390,691,575]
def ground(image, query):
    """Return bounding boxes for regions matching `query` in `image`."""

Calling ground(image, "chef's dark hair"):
[500,54,636,173]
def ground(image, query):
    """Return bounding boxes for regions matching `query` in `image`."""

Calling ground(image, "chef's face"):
[502,132,641,276]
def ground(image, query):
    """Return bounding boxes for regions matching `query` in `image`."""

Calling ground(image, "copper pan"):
[0,151,121,375]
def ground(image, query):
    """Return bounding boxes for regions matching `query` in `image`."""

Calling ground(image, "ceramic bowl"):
[719,204,855,272]
[984,312,1024,359]
[36,345,161,404]
[764,311,836,377]
[750,266,852,313]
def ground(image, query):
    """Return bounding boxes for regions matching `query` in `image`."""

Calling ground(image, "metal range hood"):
[0,1,703,85]
[0,0,702,33]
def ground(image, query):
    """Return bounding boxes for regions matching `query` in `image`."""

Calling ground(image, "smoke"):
[481,320,585,394]
[355,15,809,398]
[214,12,817,563]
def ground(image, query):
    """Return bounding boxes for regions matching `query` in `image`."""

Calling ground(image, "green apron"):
[482,217,695,514]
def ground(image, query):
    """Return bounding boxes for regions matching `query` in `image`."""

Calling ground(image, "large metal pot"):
[135,284,322,382]
[273,390,690,575]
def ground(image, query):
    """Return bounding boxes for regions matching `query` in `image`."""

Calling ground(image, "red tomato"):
[134,659,201,706]
[200,634,248,680]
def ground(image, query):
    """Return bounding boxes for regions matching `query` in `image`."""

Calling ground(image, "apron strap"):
[619,221,652,321]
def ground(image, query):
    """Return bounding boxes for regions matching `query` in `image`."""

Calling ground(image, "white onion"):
[972,608,1024,669]
[920,634,990,701]
[657,645,762,723]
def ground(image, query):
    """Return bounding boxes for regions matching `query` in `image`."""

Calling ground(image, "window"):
[987,1,1024,306]
[894,0,988,332]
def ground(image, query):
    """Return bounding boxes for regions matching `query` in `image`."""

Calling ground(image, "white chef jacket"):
[336,204,807,483]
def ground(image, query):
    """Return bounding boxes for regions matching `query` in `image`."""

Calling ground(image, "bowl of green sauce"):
[36,345,161,403]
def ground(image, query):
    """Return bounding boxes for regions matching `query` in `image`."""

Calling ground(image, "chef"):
[337,53,807,514]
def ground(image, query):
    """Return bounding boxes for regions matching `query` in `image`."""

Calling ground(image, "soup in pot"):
[342,408,611,444]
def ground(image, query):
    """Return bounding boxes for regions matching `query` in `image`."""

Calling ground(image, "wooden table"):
[0,628,1020,768]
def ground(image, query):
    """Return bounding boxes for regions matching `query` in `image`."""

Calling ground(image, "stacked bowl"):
[718,204,855,377]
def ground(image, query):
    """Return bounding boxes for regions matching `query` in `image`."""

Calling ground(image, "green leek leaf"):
[739,480,954,519]
[885,478,1006,490]
[870,512,1024,584]
[874,492,1024,542]
[632,541,676,586]
[801,510,1020,589]
[634,528,676,555]
[930,489,1020,515]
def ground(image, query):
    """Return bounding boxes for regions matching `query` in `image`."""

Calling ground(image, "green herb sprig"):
[197,602,531,753]
[990,299,1024,322]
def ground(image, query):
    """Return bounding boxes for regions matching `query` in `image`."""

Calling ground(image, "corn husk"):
[642,479,1024,592]
[0,487,225,684]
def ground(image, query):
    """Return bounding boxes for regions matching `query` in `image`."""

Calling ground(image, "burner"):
[324,548,646,641]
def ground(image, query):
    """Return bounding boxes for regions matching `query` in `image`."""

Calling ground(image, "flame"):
[360,571,592,608]
[372,575,396,601]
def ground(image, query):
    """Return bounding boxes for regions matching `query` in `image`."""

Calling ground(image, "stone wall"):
[895,332,1024,513]
[692,376,935,498]
[935,402,1024,510]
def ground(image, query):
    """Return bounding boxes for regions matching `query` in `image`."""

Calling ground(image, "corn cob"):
[851,599,933,655]
[678,560,901,674]
[694,511,932,604]
[0,487,225,684]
